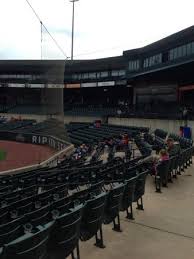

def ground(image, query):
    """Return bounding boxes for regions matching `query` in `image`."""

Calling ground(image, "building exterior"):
[0,26,194,107]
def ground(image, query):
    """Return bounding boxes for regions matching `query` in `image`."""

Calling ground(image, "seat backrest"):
[48,205,83,258]
[0,216,24,236]
[120,176,137,211]
[26,205,50,222]
[0,211,8,225]
[157,160,170,178]
[89,181,104,195]
[103,184,125,224]
[80,192,107,241]
[5,221,54,259]
[134,170,148,200]
[0,223,23,247]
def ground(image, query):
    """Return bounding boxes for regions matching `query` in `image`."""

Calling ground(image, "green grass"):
[0,150,6,161]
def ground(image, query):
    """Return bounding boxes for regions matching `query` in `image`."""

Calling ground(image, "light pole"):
[70,0,79,60]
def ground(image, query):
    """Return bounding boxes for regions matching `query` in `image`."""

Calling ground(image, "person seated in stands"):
[107,138,114,148]
[153,149,169,173]
[158,149,169,162]
[137,150,157,174]
[75,152,82,160]
[57,154,67,165]
[145,149,168,176]
[75,146,81,154]
[123,133,129,146]
[166,138,181,157]
[81,144,88,154]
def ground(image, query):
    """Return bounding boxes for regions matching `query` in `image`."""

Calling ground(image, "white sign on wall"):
[98,81,115,87]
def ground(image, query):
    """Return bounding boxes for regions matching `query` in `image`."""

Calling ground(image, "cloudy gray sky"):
[1,0,194,60]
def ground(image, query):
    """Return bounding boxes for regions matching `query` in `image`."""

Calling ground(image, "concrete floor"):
[76,163,194,259]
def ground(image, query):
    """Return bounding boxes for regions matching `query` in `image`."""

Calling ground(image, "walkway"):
[79,162,194,259]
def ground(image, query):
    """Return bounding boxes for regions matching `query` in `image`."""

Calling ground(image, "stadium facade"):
[0,26,194,114]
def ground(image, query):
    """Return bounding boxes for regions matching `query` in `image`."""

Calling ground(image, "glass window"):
[96,72,101,78]
[169,43,194,61]
[156,53,162,63]
[136,60,139,69]
[77,74,82,80]
[72,74,78,80]
[146,58,149,67]
[111,70,119,76]
[170,50,174,60]
[129,60,139,71]
[191,42,194,54]
[0,75,6,78]
[143,60,146,68]
[174,48,178,59]
[144,58,148,68]
[186,43,192,55]
[88,72,96,79]
[100,71,108,77]
[150,56,154,66]
[118,70,125,76]
[84,73,88,79]
[24,75,31,79]
[177,46,182,58]
[182,45,187,56]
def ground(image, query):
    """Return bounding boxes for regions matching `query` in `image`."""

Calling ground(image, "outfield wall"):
[108,117,194,139]
[1,113,193,139]
[0,131,70,151]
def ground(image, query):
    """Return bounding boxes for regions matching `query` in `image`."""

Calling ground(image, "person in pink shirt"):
[158,149,169,162]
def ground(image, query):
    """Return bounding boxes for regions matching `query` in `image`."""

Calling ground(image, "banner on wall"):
[0,131,68,151]
[81,82,97,88]
[98,81,115,87]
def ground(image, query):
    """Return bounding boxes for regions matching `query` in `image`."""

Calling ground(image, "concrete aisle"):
[76,163,194,259]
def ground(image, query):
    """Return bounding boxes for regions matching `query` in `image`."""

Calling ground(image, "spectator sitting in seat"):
[166,138,181,157]
[107,138,114,148]
[81,143,88,154]
[138,148,168,175]
[57,154,67,165]
[158,149,169,162]
[149,149,169,176]
[137,150,157,174]
[123,133,129,146]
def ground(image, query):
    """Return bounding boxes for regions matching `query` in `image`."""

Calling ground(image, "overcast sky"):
[1,0,194,60]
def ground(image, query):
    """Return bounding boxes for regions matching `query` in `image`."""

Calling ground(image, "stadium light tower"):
[70,0,79,60]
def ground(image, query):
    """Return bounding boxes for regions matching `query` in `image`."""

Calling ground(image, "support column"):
[41,61,65,122]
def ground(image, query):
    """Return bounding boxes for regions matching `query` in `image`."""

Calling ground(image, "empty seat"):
[133,170,148,210]
[0,217,24,236]
[48,205,83,259]
[103,183,125,232]
[80,192,107,248]
[25,205,50,227]
[4,221,54,259]
[120,176,137,219]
